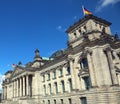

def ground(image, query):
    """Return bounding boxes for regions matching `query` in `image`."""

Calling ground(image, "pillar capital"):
[103,46,112,53]
[67,55,75,62]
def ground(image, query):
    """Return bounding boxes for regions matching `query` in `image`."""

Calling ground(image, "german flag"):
[82,6,92,15]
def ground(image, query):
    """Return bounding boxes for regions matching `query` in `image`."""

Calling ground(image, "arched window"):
[48,84,51,94]
[61,99,63,104]
[68,98,72,104]
[43,85,46,95]
[79,29,82,35]
[74,32,77,38]
[54,100,56,104]
[48,100,50,104]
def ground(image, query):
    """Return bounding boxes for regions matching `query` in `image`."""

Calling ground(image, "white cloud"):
[73,16,77,20]
[57,26,62,30]
[96,0,120,12]
[0,74,5,92]
[56,25,66,32]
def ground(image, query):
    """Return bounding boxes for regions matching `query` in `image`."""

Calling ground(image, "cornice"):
[66,15,111,33]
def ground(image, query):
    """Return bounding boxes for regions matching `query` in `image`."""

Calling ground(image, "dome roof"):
[50,49,66,59]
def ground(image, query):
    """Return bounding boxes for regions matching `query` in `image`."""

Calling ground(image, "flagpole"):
[82,5,85,16]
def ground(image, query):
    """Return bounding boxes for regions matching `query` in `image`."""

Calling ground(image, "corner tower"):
[66,15,120,104]
[66,15,112,48]
[66,15,120,87]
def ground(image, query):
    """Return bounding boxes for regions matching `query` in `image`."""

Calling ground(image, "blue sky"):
[0,0,120,78]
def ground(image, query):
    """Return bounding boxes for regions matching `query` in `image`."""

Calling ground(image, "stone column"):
[68,56,77,90]
[18,78,20,97]
[6,86,7,100]
[86,49,97,87]
[16,79,18,97]
[4,87,5,99]
[104,47,118,85]
[14,80,15,97]
[13,81,14,98]
[12,81,14,98]
[23,76,25,96]
[5,86,7,100]
[2,87,4,100]
[26,75,29,96]
[20,77,22,97]
[15,80,17,97]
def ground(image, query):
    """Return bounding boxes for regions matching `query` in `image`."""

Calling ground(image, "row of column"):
[13,75,30,98]
[43,79,72,96]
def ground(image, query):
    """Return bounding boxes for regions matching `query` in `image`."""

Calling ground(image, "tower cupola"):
[34,49,42,61]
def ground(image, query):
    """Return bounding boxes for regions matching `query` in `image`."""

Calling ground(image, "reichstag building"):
[1,15,120,104]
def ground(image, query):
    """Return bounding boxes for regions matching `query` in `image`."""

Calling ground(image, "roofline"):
[66,15,112,33]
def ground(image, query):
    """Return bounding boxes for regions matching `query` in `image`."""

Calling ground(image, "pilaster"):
[2,87,4,100]
[67,55,77,90]
[23,76,25,96]
[26,75,29,96]
[16,79,18,97]
[104,47,118,85]
[20,77,22,96]
[86,48,97,87]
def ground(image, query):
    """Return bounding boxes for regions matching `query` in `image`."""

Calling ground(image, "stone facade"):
[1,15,120,104]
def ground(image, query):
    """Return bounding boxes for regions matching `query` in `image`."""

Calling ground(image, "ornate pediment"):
[12,66,24,77]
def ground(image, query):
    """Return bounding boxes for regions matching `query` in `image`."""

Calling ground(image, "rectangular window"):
[48,73,50,81]
[60,69,63,76]
[61,80,65,92]
[67,66,71,75]
[80,97,87,104]
[53,70,56,79]
[68,79,73,91]
[54,82,58,94]
[43,75,45,82]
[80,58,88,69]
[83,76,91,89]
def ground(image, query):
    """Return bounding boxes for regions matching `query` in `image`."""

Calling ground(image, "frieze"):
[68,34,120,56]
[12,67,24,77]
